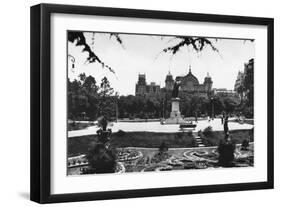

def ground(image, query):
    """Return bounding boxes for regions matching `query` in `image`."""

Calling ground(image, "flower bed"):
[67,155,88,168]
[141,164,172,172]
[116,162,126,173]
[117,149,143,162]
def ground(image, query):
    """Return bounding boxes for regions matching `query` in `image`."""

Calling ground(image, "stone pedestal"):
[165,98,186,124]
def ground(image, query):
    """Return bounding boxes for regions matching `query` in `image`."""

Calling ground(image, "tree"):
[160,36,218,56]
[98,77,115,119]
[83,76,99,119]
[68,78,89,120]
[79,73,86,83]
[223,97,239,114]
[83,75,98,92]
[69,32,218,76]
[86,143,117,174]
[68,31,124,73]
[68,74,115,121]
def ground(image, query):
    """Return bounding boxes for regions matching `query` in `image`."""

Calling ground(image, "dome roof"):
[182,67,199,85]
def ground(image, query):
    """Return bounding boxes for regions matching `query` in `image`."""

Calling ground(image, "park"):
[67,79,254,175]
[67,117,254,175]
[67,31,254,175]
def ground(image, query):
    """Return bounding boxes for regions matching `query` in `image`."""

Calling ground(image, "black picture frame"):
[30,3,274,204]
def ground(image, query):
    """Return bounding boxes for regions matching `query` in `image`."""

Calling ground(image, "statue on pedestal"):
[172,79,181,98]
[83,116,116,174]
[165,79,186,124]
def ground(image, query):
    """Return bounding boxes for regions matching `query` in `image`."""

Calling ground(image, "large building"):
[174,67,213,98]
[234,58,254,101]
[135,66,213,98]
[135,74,161,97]
[213,88,239,99]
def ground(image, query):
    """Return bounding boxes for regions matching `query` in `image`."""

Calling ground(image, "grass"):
[68,131,196,157]
[68,122,93,131]
[244,119,254,125]
[68,129,254,157]
[201,129,254,147]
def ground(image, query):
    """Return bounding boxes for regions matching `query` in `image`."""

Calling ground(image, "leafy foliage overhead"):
[68,32,124,74]
[162,36,218,55]
[109,33,123,45]
[69,32,219,76]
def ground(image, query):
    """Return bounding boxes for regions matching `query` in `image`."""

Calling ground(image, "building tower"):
[135,74,147,96]
[165,71,174,91]
[203,72,213,92]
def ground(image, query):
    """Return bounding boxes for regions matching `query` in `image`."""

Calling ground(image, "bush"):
[85,143,117,174]
[217,139,235,167]
[241,139,249,150]
[151,151,170,163]
[249,127,254,142]
[187,130,193,137]
[203,126,214,138]
[191,137,198,147]
[159,141,169,153]
[116,130,126,137]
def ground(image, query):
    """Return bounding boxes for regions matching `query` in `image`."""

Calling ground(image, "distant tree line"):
[68,73,116,120]
[68,74,243,121]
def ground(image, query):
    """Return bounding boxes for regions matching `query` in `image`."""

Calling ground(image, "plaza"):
[68,118,253,138]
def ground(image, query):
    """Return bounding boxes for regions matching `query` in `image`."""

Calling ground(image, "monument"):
[165,80,186,124]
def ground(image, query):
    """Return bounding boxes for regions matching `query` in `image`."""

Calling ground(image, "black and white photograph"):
[67,31,254,175]
[0,0,277,205]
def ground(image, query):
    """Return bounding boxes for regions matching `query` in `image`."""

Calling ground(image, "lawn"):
[68,131,196,157]
[201,128,254,146]
[68,121,94,131]
[68,129,253,157]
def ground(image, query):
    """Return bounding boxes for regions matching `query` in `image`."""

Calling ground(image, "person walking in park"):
[224,115,229,134]
[221,115,224,125]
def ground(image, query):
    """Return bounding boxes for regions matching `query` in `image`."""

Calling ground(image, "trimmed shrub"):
[187,130,193,137]
[159,141,169,153]
[241,139,249,150]
[203,126,214,138]
[217,139,235,167]
[85,143,117,174]
[116,130,126,137]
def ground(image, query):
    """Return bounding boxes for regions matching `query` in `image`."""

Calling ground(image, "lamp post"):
[115,92,119,123]
[162,98,165,119]
[68,54,76,72]
[211,97,214,120]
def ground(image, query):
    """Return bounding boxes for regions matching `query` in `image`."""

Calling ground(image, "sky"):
[68,32,254,96]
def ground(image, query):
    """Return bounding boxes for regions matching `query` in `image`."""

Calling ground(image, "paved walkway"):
[68,118,253,138]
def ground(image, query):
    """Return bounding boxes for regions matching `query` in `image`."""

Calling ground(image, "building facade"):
[234,58,254,101]
[135,74,161,97]
[213,88,239,99]
[135,66,214,98]
[173,67,213,98]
